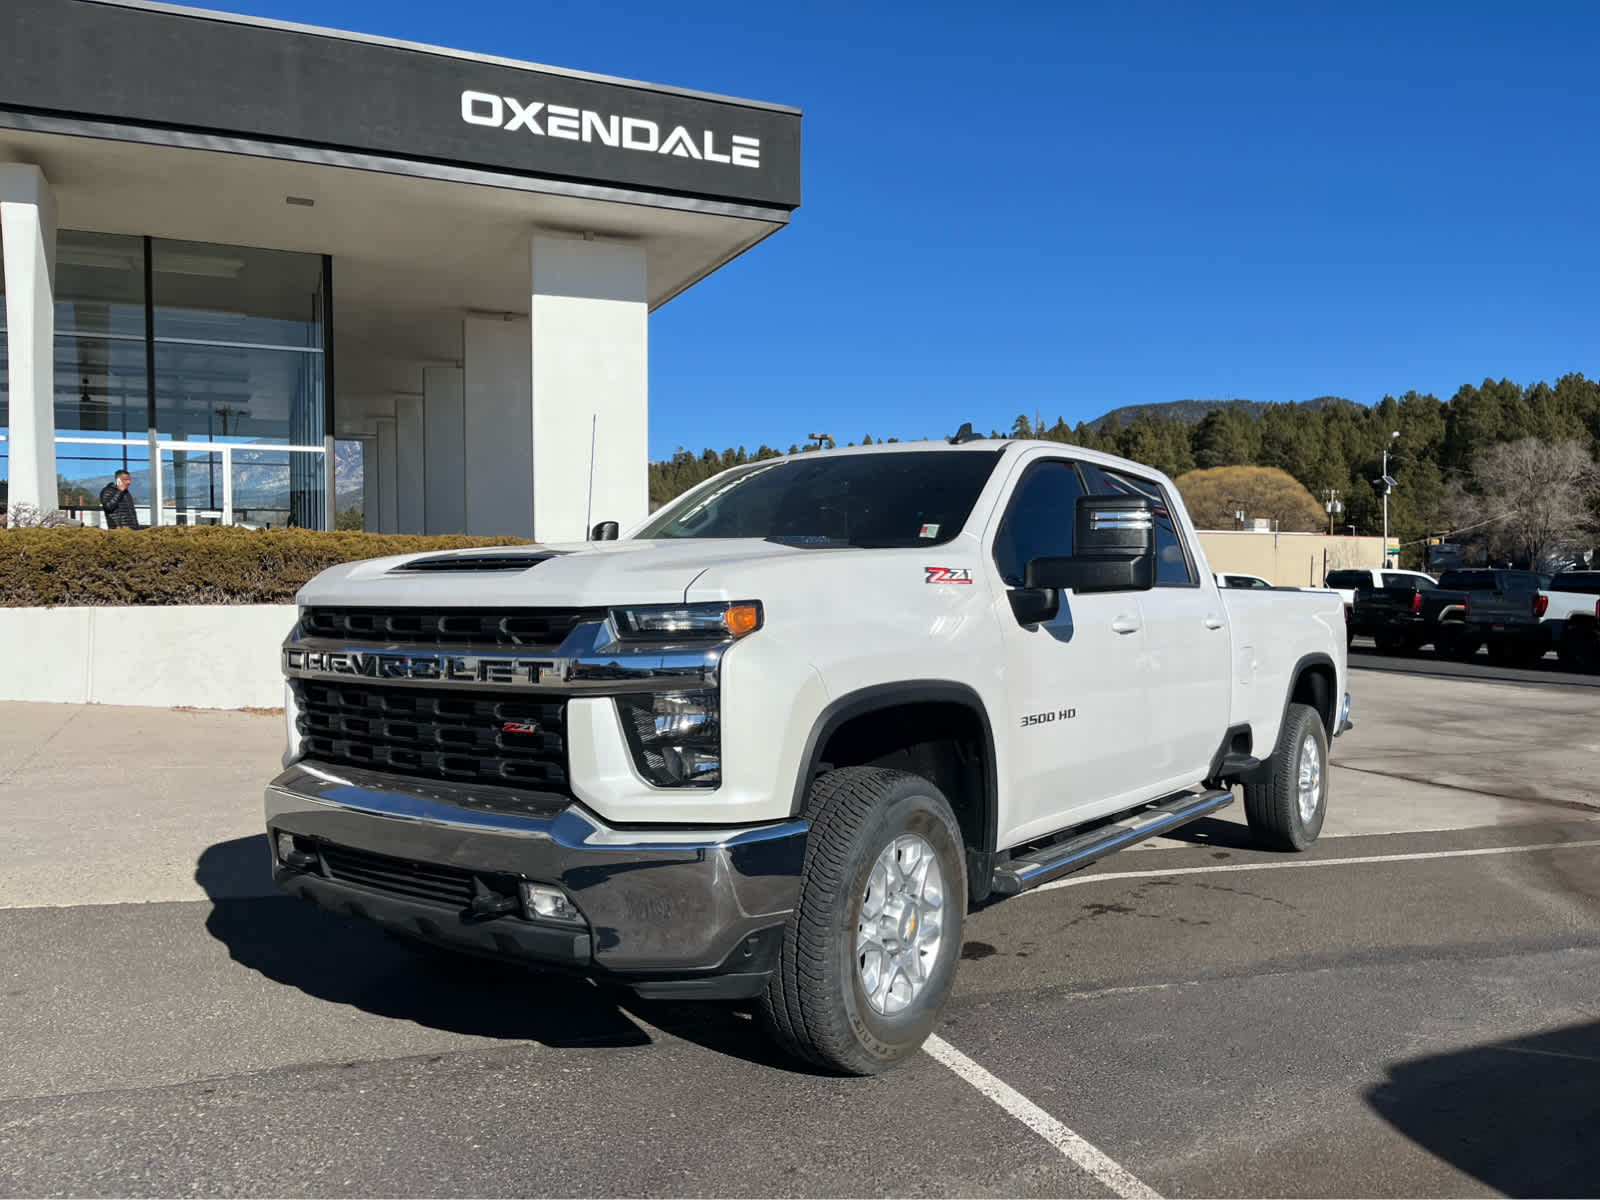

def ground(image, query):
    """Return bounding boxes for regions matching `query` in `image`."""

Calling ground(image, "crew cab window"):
[1552,573,1600,596]
[991,460,1085,586]
[1082,466,1197,586]
[1383,573,1434,590]
[1326,570,1370,590]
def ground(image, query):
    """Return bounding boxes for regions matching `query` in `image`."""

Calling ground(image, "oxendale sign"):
[461,90,761,169]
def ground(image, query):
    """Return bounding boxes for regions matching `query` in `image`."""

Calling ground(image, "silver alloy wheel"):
[856,833,946,1016]
[1297,731,1323,823]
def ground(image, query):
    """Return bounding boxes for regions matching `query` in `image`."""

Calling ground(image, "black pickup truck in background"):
[1351,568,1549,657]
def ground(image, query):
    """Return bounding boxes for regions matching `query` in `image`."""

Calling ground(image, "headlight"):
[616,689,721,787]
[610,601,762,641]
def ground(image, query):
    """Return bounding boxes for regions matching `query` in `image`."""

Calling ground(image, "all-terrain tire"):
[761,766,967,1075]
[1243,702,1329,852]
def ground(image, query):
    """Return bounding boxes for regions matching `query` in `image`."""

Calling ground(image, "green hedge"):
[0,526,531,607]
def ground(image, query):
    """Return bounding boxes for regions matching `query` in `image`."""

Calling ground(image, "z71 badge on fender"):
[925,567,973,584]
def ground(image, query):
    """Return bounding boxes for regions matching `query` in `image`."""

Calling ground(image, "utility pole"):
[1322,488,1343,537]
[1378,431,1399,565]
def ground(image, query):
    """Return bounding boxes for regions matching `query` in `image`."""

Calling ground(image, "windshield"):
[635,450,1006,548]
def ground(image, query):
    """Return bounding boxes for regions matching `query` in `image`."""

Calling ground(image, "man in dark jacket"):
[99,470,143,530]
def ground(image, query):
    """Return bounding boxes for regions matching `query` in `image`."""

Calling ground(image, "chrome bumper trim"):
[264,761,806,974]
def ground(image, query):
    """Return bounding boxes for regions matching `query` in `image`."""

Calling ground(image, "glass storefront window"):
[54,336,149,440]
[152,239,323,349]
[152,342,322,446]
[7,228,329,526]
[231,448,326,529]
[53,232,147,340]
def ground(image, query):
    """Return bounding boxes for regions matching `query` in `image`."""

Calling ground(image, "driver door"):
[990,456,1155,849]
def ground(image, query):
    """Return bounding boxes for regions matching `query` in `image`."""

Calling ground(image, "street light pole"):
[1381,430,1399,565]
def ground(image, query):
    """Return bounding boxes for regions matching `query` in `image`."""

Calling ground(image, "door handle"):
[1203,615,1225,630]
[1111,615,1141,634]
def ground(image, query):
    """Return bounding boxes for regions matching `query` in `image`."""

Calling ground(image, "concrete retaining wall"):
[0,604,296,709]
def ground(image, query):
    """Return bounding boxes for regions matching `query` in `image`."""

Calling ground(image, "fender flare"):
[790,680,999,853]
[1284,651,1339,739]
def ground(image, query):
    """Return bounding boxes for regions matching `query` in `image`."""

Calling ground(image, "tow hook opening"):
[467,876,521,919]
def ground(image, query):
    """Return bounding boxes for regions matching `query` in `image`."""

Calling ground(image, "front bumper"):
[265,761,807,999]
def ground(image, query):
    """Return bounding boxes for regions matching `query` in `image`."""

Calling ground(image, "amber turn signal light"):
[724,604,762,638]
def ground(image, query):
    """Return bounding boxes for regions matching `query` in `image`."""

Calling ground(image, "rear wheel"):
[1558,625,1600,672]
[1374,630,1411,655]
[762,766,967,1075]
[1243,702,1328,852]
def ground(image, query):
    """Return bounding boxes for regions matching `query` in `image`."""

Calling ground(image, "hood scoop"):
[390,553,556,574]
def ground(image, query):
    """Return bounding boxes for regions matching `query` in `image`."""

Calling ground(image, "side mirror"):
[590,520,619,541]
[1025,494,1156,594]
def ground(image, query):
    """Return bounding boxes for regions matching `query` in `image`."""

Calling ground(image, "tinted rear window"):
[1439,571,1499,591]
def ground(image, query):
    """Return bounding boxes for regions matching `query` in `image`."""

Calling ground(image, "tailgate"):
[1353,587,1419,619]
[1468,591,1539,624]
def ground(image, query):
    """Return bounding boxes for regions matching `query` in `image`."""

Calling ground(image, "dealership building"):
[0,0,801,535]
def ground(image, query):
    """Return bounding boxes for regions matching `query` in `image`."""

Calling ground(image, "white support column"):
[423,365,465,534]
[374,416,398,534]
[462,315,533,538]
[530,235,648,542]
[394,393,424,534]
[0,164,59,517]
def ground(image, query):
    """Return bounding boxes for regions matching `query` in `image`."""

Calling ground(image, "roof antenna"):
[948,422,983,444]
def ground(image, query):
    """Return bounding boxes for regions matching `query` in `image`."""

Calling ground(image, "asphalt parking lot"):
[3,662,1598,1198]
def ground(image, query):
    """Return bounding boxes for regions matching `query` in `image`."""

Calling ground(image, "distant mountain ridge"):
[1088,396,1361,432]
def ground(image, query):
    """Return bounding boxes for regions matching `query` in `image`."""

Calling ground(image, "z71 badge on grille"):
[501,720,542,735]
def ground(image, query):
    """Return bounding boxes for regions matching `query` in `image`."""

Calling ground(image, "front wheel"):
[1243,702,1329,852]
[761,766,967,1075]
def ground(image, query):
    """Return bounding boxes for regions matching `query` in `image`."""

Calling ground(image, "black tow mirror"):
[589,520,619,541]
[1025,494,1156,595]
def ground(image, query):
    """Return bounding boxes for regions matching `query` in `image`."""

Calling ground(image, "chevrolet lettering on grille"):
[284,648,564,686]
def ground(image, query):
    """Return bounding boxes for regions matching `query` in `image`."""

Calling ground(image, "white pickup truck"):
[265,436,1350,1073]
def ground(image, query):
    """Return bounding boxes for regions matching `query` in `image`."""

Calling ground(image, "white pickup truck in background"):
[265,435,1350,1073]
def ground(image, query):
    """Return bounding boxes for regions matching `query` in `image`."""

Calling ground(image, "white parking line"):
[924,1034,1162,1199]
[1026,839,1600,895]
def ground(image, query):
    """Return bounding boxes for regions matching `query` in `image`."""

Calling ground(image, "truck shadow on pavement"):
[194,835,808,1071]
[1365,1019,1600,1198]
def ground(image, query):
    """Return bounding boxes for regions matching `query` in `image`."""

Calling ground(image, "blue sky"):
[232,0,1600,460]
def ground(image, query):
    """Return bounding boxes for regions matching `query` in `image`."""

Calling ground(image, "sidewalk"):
[0,703,283,908]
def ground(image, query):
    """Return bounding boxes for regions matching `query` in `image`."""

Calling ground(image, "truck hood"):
[295,538,870,608]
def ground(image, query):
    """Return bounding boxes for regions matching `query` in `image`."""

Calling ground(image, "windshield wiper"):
[764,535,853,548]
